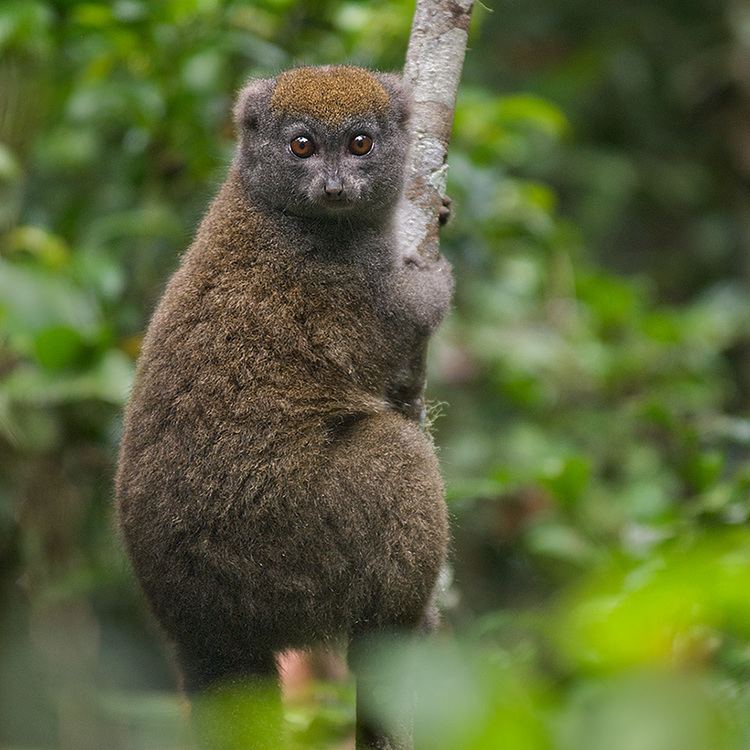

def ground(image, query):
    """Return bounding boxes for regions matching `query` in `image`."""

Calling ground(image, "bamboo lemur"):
[115,65,453,745]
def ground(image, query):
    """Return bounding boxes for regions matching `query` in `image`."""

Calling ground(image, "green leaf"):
[0,350,133,406]
[32,325,87,371]
[0,143,21,182]
[5,225,70,268]
[540,455,592,506]
[0,0,53,53]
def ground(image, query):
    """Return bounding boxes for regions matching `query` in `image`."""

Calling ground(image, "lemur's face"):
[235,67,411,222]
[269,116,401,219]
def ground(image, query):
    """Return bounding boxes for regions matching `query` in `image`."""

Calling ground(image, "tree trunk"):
[392,0,475,432]
[396,0,474,262]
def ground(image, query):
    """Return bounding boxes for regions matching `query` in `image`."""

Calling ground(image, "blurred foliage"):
[2,0,750,748]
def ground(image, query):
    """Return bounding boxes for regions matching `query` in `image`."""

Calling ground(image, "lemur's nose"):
[324,177,344,196]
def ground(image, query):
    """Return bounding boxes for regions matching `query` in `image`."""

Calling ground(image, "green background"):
[3,0,750,747]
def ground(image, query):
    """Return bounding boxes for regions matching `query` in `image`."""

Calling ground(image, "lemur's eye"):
[290,136,315,158]
[348,134,373,156]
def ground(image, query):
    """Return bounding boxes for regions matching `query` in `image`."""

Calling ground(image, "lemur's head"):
[233,66,411,222]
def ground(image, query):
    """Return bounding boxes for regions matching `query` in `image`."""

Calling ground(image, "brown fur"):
[115,66,452,747]
[270,66,389,126]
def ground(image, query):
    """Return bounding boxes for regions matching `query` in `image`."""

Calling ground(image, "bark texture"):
[397,0,474,261]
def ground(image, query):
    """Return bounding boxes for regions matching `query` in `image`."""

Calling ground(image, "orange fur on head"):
[270,66,389,125]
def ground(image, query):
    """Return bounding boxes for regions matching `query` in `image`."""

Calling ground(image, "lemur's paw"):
[439,195,452,227]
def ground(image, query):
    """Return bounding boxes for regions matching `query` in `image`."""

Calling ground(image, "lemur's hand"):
[439,195,452,227]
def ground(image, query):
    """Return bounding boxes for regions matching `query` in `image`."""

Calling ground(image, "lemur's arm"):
[387,196,454,424]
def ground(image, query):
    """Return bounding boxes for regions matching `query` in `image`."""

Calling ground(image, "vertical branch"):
[398,0,474,261]
[356,7,474,749]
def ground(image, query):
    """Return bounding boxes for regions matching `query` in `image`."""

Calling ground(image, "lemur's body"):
[115,66,453,745]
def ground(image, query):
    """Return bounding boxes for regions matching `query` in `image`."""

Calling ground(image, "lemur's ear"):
[233,77,275,133]
[375,73,412,128]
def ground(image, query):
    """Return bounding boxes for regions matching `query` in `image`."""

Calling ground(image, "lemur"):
[115,65,453,749]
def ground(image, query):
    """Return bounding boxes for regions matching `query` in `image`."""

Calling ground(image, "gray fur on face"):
[234,75,410,224]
